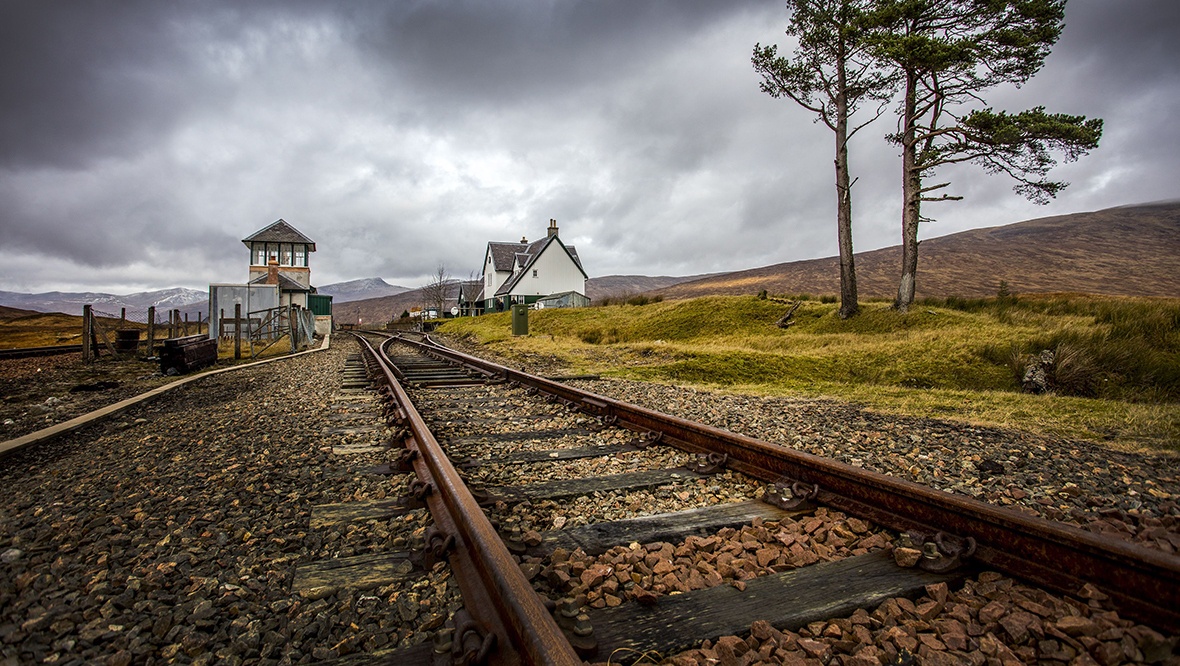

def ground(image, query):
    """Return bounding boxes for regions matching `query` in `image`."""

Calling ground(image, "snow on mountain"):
[317,278,411,303]
[0,288,207,317]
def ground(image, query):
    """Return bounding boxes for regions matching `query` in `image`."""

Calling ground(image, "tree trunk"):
[834,50,858,319]
[895,71,921,313]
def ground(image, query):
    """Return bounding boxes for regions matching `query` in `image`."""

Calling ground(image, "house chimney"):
[267,259,279,285]
[547,218,559,238]
[520,236,528,244]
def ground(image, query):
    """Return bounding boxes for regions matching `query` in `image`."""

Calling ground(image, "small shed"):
[308,294,333,316]
[535,291,591,309]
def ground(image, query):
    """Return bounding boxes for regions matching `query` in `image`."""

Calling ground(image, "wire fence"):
[83,302,316,363]
[84,305,209,361]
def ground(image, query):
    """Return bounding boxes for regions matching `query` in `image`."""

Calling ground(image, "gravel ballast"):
[0,338,459,665]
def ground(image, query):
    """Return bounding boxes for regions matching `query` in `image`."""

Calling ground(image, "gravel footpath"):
[0,337,457,665]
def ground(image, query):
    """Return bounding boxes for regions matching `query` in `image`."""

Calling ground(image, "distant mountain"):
[318,277,411,303]
[0,288,208,318]
[585,275,715,302]
[331,275,711,325]
[331,284,460,326]
[654,202,1180,301]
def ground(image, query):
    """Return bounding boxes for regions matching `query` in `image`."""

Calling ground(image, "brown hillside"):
[584,274,714,301]
[0,305,39,321]
[331,287,456,327]
[656,202,1180,300]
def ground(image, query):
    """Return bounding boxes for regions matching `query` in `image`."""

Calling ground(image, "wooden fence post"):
[120,307,126,329]
[234,303,242,360]
[147,306,155,355]
[184,312,189,337]
[288,304,296,351]
[82,305,93,362]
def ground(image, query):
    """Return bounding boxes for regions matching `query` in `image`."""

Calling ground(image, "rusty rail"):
[351,333,581,665]
[0,344,83,360]
[400,333,1180,633]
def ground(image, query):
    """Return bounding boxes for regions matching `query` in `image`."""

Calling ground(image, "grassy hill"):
[657,202,1180,300]
[0,305,39,321]
[0,312,88,348]
[439,294,1180,452]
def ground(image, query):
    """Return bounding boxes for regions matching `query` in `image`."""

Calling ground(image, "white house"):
[474,219,588,312]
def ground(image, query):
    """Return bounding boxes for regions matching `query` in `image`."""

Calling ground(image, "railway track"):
[352,331,1180,665]
[0,344,83,360]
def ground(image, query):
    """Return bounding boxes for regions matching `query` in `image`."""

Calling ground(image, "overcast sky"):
[1,0,1177,294]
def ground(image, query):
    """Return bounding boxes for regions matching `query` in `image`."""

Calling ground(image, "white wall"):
[508,243,585,297]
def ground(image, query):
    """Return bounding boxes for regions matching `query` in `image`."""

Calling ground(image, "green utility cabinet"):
[511,304,529,336]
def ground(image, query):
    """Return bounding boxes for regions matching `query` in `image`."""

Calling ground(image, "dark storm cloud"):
[358,0,760,106]
[0,0,1176,294]
[1,2,202,169]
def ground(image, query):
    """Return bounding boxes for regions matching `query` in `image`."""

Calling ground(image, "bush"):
[1048,342,1101,397]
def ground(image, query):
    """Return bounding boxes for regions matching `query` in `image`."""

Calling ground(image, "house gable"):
[495,236,587,298]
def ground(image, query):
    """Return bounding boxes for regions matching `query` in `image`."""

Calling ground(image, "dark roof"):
[242,219,316,251]
[249,273,312,292]
[487,240,534,272]
[494,236,588,297]
[457,280,484,303]
[487,237,583,273]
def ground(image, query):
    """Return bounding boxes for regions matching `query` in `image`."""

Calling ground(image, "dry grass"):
[440,294,1180,452]
[216,336,292,361]
[1,312,93,348]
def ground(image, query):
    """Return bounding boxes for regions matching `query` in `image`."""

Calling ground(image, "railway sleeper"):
[487,468,704,506]
[577,549,971,663]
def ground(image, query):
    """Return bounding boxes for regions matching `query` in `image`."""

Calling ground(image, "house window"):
[281,245,293,266]
[267,244,279,264]
[532,269,538,278]
[254,244,265,265]
[294,246,306,267]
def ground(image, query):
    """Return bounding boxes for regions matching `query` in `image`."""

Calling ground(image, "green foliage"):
[399,310,410,319]
[752,0,896,130]
[625,294,663,306]
[958,107,1103,203]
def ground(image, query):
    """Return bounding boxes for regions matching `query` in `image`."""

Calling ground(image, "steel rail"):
[400,333,1180,633]
[0,344,83,360]
[351,333,581,665]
